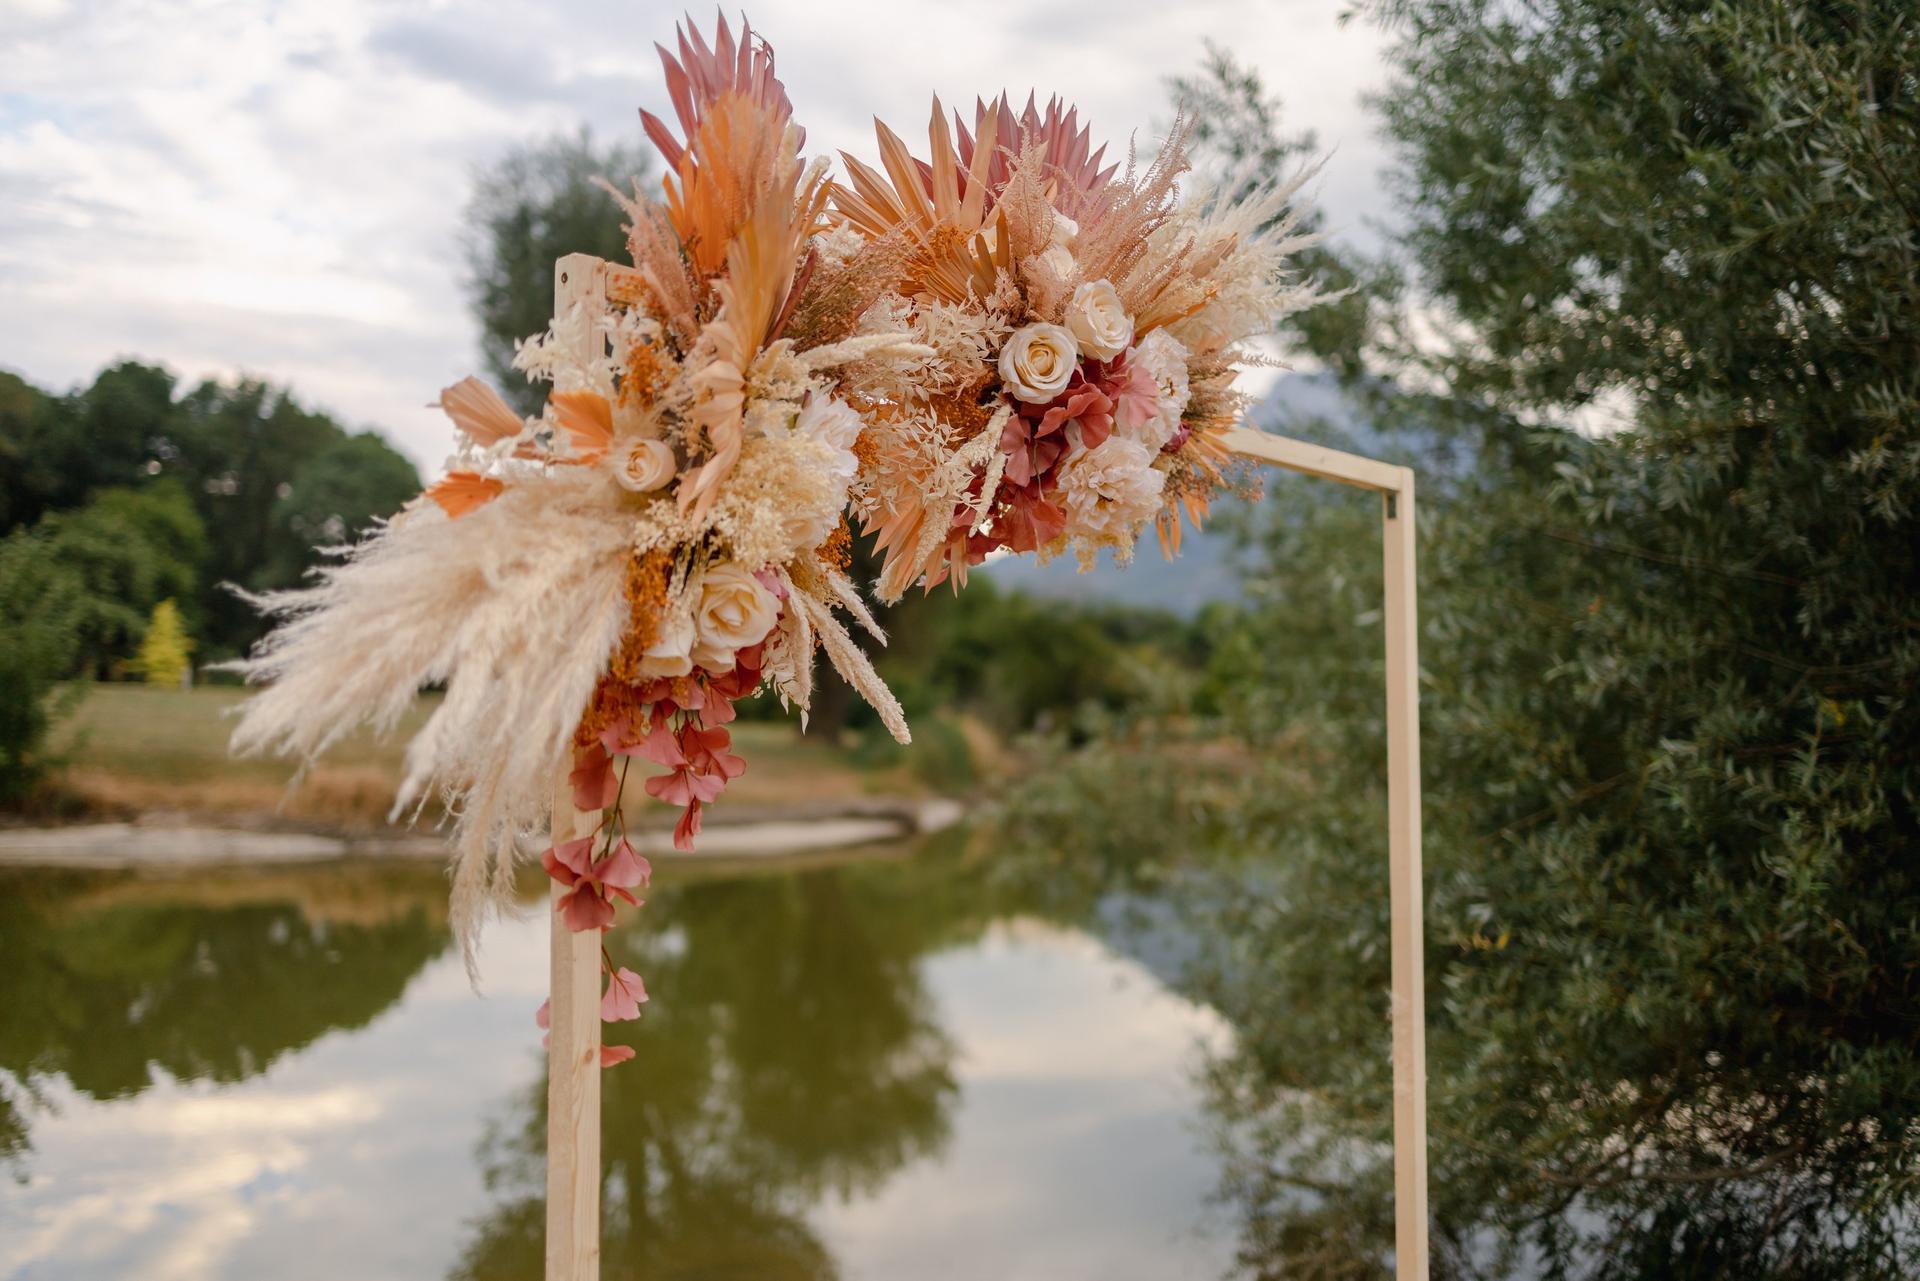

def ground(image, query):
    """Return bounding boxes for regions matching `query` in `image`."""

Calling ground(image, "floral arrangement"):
[228,14,1317,1062]
[830,93,1318,599]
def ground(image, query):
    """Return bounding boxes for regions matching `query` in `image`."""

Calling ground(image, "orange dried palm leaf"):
[438,377,523,446]
[424,471,505,519]
[549,390,613,461]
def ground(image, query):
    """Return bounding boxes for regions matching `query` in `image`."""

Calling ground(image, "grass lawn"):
[47,683,929,829]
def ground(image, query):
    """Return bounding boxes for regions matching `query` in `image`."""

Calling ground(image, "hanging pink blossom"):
[542,834,651,933]
[601,967,649,1022]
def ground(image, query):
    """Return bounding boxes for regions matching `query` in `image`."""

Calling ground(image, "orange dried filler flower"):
[607,550,672,686]
[817,515,852,572]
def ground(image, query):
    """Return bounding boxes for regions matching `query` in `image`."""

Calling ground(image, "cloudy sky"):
[1,0,1393,472]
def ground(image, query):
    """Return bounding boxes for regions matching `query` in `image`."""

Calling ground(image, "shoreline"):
[0,797,967,869]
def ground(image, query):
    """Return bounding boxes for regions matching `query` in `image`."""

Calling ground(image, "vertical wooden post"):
[547,254,604,1281]
[1382,474,1429,1279]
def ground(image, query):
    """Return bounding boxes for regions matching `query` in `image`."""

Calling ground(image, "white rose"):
[1120,329,1192,453]
[636,605,695,679]
[1058,436,1165,543]
[998,322,1080,404]
[1037,244,1076,282]
[1065,279,1133,362]
[793,394,861,482]
[689,562,781,672]
[614,439,676,493]
[1049,210,1079,248]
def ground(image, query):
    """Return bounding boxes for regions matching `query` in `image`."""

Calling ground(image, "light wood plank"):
[1219,423,1409,494]
[546,254,605,1281]
[1382,478,1430,1279]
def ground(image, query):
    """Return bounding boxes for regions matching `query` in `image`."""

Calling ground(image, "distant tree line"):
[0,362,419,801]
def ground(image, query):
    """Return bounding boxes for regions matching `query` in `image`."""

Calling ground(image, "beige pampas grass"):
[228,465,632,975]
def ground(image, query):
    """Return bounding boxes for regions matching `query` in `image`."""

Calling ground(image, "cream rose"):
[1037,243,1076,282]
[614,439,676,493]
[1065,279,1134,362]
[1049,210,1079,248]
[689,562,781,672]
[998,322,1079,404]
[635,606,695,679]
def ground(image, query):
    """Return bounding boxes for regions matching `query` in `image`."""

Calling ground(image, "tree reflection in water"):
[453,856,985,1281]
[0,864,448,1168]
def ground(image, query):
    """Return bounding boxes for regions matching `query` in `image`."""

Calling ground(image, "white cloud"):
[0,0,1390,472]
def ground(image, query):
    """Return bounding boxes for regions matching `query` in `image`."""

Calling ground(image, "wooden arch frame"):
[538,253,1431,1278]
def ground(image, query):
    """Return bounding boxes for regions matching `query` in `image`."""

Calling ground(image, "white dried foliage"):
[227,465,633,974]
[794,588,910,745]
[1160,161,1326,357]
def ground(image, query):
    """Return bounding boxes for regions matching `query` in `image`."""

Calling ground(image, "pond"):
[0,842,1238,1280]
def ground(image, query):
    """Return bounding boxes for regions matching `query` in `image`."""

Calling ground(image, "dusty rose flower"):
[998,322,1080,403]
[542,834,651,933]
[569,743,619,811]
[1120,329,1191,452]
[1058,436,1166,543]
[689,563,780,672]
[614,439,676,493]
[601,966,649,1022]
[1065,279,1134,361]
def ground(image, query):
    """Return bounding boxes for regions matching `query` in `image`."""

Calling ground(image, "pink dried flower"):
[601,966,650,1022]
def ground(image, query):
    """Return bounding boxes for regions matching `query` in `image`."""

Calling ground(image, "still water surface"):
[0,845,1235,1280]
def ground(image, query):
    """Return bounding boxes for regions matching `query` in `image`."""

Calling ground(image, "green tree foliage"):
[463,129,651,412]
[130,599,193,687]
[0,362,176,532]
[262,430,424,586]
[0,534,85,805]
[1005,10,1920,1275]
[1349,3,1920,1270]
[0,363,421,804]
[25,482,207,679]
[0,362,423,664]
[164,376,420,657]
[876,574,1202,738]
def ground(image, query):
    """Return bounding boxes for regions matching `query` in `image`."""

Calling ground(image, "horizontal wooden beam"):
[1220,424,1410,495]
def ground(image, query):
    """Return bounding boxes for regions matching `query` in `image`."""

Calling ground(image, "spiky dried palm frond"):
[623,12,804,325]
[833,97,1005,304]
[956,92,1119,222]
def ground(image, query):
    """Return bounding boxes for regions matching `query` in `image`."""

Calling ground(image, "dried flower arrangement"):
[832,93,1322,598]
[228,13,1319,1063]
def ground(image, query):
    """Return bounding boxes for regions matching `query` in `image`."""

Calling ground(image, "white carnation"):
[1057,436,1166,544]
[779,394,862,551]
[793,393,862,482]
